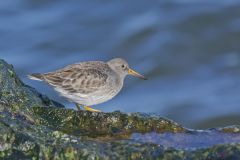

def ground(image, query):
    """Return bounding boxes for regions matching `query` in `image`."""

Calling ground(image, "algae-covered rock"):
[0,59,240,160]
[32,107,185,137]
[0,60,63,113]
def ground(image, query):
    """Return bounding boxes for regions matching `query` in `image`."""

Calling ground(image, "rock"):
[0,59,240,159]
[0,59,64,110]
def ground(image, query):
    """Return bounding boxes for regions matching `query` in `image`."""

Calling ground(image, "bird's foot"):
[83,106,101,112]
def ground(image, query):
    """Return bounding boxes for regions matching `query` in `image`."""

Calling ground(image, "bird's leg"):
[75,103,81,111]
[83,106,101,112]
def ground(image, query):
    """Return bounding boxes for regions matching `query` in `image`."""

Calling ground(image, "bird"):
[28,58,147,112]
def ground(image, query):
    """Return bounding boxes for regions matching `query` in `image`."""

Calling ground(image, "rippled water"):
[131,131,240,150]
[1,1,240,129]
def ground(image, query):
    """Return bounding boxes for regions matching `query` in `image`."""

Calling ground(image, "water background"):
[1,0,240,129]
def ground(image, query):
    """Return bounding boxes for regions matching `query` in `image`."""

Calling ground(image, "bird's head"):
[107,58,147,80]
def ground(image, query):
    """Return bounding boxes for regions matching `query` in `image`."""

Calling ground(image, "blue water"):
[131,131,240,150]
[1,0,240,129]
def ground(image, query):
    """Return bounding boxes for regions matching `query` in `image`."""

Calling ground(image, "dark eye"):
[122,65,125,68]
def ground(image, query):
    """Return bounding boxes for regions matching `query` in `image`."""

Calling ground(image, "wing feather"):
[42,64,109,94]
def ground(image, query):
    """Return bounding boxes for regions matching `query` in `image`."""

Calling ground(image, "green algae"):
[0,59,240,159]
[31,107,185,137]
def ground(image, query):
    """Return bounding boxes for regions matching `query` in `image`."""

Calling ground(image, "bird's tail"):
[28,73,44,81]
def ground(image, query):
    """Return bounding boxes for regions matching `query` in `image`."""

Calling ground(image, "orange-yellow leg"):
[83,106,101,112]
[75,104,101,112]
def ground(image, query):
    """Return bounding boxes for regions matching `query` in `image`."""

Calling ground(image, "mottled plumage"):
[29,58,146,112]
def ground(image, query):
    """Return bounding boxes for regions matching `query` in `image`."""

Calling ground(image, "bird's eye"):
[122,65,125,68]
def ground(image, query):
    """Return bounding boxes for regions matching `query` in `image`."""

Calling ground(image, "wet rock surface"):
[0,59,240,159]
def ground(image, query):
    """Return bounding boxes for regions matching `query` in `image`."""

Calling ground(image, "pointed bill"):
[128,69,147,80]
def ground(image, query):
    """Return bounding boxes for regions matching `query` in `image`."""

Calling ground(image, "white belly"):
[55,84,122,106]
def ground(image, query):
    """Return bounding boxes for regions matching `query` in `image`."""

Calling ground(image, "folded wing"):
[43,66,108,95]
